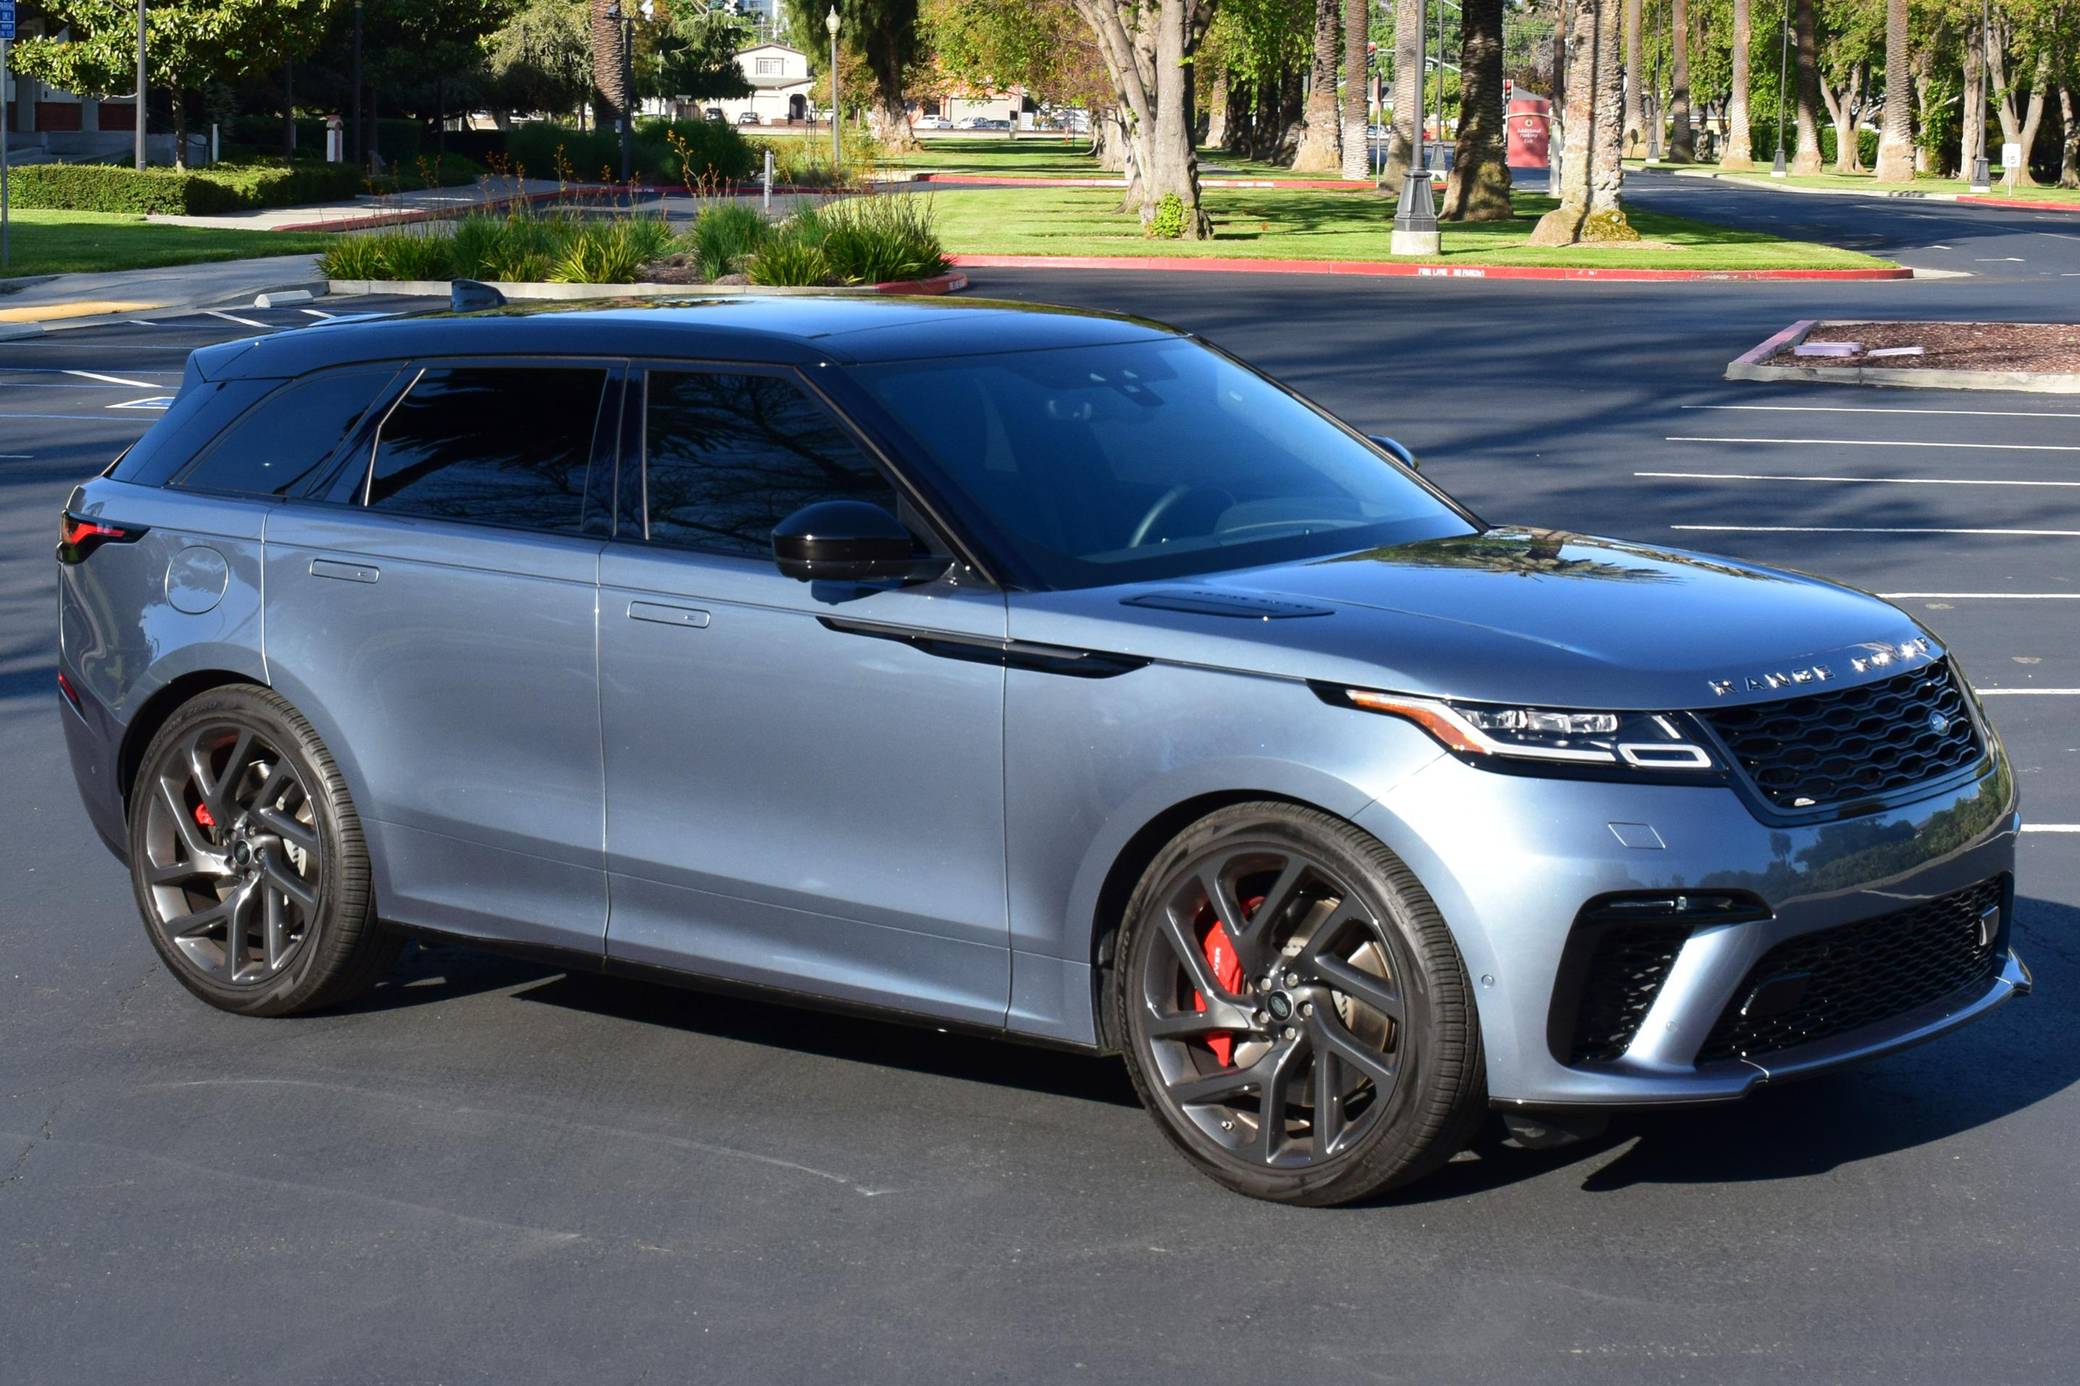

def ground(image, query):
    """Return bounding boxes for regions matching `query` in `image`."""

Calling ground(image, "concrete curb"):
[949,253,1912,282]
[0,321,45,340]
[1662,167,2080,215]
[324,269,969,300]
[1725,318,2080,393]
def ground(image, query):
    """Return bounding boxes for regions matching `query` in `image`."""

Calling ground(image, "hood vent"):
[1122,589,1333,620]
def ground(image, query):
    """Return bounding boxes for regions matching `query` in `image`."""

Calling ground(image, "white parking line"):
[1639,471,2080,488]
[0,453,30,459]
[1879,593,2080,599]
[63,369,160,389]
[1978,688,2080,695]
[298,308,338,319]
[2022,825,2080,833]
[1673,525,2080,536]
[1682,404,2080,420]
[1669,436,2080,452]
[205,309,271,329]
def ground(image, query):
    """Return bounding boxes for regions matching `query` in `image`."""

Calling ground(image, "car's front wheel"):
[127,684,401,1017]
[1114,802,1486,1204]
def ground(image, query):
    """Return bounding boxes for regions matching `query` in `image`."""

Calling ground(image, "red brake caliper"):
[193,802,217,830]
[1192,896,1262,1067]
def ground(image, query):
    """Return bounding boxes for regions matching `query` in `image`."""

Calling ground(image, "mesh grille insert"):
[1569,925,1691,1064]
[1696,877,2004,1064]
[1701,659,1983,814]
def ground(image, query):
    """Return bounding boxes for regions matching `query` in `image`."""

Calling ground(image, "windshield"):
[846,338,1477,589]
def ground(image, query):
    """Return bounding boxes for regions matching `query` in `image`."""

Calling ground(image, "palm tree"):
[1530,0,1634,243]
[1294,0,1343,171]
[1384,0,1423,185]
[1723,0,1755,167]
[1444,0,1513,218]
[1791,0,1824,174]
[1669,0,1693,160]
[1623,0,1644,157]
[1341,0,1370,180]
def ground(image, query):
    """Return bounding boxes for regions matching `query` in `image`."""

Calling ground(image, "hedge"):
[8,159,368,215]
[504,118,755,185]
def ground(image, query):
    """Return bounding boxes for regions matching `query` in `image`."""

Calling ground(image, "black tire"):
[1112,801,1486,1205]
[127,684,402,1017]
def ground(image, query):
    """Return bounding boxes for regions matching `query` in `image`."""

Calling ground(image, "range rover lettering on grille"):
[1706,636,1934,697]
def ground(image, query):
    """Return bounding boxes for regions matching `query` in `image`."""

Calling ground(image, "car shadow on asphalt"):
[1385,893,2078,1205]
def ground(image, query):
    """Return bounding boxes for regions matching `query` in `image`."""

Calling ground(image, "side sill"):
[383,923,1107,1057]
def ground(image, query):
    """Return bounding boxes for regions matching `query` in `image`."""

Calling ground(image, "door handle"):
[628,600,711,629]
[310,559,379,584]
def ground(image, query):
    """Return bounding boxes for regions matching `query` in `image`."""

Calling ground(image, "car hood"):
[1006,528,1941,711]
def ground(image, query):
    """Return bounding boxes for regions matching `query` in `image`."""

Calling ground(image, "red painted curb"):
[1955,195,2080,214]
[947,254,1913,282]
[874,270,969,295]
[913,172,1396,191]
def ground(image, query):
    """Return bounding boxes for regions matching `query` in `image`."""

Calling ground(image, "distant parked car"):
[737,111,761,125]
[703,107,724,123]
[915,114,952,130]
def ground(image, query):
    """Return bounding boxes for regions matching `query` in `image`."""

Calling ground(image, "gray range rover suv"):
[57,295,2028,1204]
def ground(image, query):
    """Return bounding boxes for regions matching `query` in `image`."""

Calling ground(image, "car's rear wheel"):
[127,685,401,1017]
[1113,802,1486,1205]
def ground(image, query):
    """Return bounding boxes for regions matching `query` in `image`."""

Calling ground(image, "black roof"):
[191,294,1183,381]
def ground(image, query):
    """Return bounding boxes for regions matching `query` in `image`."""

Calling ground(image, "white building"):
[707,42,816,127]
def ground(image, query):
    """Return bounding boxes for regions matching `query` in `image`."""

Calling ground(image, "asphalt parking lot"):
[2,268,2076,1383]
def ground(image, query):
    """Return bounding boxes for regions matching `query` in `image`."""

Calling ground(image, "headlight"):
[1331,688,1722,776]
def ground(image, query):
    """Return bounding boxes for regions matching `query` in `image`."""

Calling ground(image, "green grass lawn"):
[1640,163,2080,204]
[885,136,1356,182]
[930,187,1897,270]
[0,210,331,279]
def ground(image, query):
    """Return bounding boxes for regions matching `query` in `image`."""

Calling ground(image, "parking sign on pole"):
[1,2,16,271]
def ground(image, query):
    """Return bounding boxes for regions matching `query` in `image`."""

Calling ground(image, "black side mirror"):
[1368,435,1420,471]
[773,500,937,583]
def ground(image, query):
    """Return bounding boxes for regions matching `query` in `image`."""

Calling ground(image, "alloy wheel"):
[1135,842,1410,1169]
[138,722,323,985]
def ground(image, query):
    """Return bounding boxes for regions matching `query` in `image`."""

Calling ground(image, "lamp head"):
[826,5,841,35]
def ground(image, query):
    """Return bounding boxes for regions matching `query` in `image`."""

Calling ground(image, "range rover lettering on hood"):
[1706,636,1936,698]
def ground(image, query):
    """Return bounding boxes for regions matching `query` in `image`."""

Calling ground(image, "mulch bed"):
[1766,320,2080,372]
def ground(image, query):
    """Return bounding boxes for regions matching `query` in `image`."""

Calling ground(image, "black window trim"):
[347,354,626,539]
[623,356,1000,587]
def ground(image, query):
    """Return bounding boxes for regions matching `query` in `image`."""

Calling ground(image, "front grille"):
[1701,659,1984,814]
[1569,925,1689,1063]
[1696,877,2004,1063]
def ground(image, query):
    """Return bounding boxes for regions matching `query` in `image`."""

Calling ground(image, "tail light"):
[57,512,148,564]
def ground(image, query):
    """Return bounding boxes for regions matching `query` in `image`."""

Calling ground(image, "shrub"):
[747,237,830,286]
[1145,193,1186,239]
[317,234,389,280]
[687,202,770,278]
[376,232,460,281]
[815,195,948,283]
[8,158,366,214]
[506,118,754,186]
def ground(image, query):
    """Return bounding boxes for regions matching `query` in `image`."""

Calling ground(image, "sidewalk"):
[147,178,576,233]
[0,255,324,335]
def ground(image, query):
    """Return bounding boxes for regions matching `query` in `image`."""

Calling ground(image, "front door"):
[264,361,617,952]
[598,365,1010,1025]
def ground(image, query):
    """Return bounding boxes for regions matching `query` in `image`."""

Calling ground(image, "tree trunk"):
[1989,47,2051,185]
[1790,0,1822,174]
[590,0,627,135]
[1871,0,1913,181]
[1531,0,1633,244]
[1723,0,1754,166]
[1206,76,1230,149]
[1340,0,1369,179]
[1444,0,1512,218]
[1960,17,1984,177]
[171,88,189,171]
[1622,0,1644,156]
[1386,0,1423,185]
[282,62,296,160]
[1292,0,1343,170]
[1146,0,1210,236]
[1669,0,1693,160]
[2062,84,2080,188]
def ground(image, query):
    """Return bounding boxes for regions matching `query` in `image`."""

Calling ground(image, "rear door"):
[597,364,1011,1025]
[264,360,619,953]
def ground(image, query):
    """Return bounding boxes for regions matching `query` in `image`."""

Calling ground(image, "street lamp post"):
[1770,0,1789,176]
[135,0,147,170]
[826,6,842,171]
[1391,0,1439,255]
[1968,0,1991,191]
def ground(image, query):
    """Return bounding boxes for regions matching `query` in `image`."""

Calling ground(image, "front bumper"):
[1356,749,2022,1108]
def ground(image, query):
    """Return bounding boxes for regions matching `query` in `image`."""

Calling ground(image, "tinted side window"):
[368,366,607,533]
[174,369,396,498]
[643,370,898,557]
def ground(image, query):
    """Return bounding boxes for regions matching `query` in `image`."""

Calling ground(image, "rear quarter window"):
[171,368,400,499]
